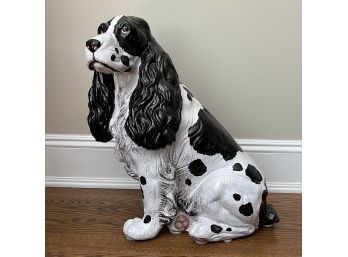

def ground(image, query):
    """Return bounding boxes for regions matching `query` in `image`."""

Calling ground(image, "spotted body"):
[85,15,279,243]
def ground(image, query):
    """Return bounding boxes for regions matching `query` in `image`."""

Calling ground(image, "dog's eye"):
[97,23,108,34]
[121,25,130,36]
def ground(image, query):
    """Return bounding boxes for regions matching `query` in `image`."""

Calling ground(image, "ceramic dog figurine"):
[85,15,279,244]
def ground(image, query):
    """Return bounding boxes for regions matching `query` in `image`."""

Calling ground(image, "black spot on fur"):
[185,179,192,186]
[233,193,241,201]
[140,176,147,185]
[183,86,193,101]
[233,163,243,171]
[121,55,130,66]
[144,215,151,223]
[239,202,254,216]
[189,211,195,216]
[245,164,263,184]
[226,227,232,232]
[188,159,207,176]
[210,224,223,233]
[188,108,243,161]
[97,22,110,34]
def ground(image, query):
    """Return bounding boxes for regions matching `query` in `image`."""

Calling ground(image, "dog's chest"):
[109,91,139,161]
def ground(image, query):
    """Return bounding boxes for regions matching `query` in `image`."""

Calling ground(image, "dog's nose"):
[86,39,101,53]
[121,55,130,66]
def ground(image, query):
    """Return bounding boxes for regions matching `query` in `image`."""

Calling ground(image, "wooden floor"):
[46,188,301,257]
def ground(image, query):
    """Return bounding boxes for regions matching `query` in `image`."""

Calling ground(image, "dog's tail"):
[259,187,280,227]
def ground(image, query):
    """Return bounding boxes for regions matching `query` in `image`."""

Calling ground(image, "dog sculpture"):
[85,15,279,244]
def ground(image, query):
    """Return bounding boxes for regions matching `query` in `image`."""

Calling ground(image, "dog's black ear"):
[125,38,183,150]
[87,71,115,142]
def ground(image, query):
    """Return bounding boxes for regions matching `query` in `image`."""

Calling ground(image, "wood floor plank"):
[46,188,301,257]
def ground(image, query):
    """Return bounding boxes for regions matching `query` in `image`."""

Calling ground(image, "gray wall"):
[46,0,301,140]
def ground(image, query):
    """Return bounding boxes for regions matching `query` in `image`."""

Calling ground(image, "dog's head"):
[85,15,150,74]
[85,15,182,148]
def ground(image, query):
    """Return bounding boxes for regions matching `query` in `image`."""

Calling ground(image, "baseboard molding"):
[45,176,301,193]
[45,134,302,193]
[45,176,140,189]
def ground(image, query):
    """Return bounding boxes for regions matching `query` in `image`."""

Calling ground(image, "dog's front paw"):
[123,216,162,241]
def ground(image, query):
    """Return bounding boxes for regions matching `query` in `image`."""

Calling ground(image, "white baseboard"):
[45,176,301,193]
[45,176,140,189]
[45,134,302,193]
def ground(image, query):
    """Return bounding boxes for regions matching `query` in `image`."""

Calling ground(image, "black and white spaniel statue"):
[85,15,279,244]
